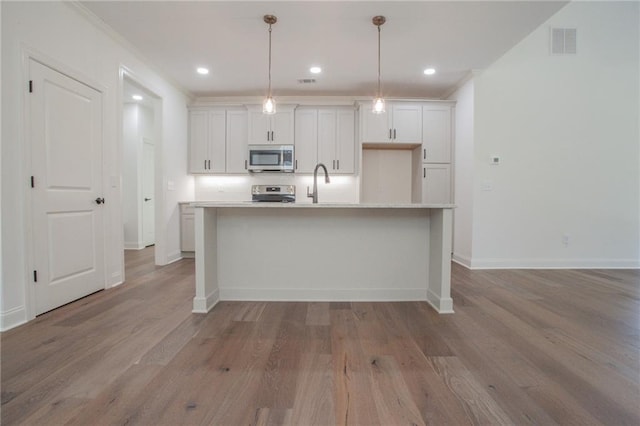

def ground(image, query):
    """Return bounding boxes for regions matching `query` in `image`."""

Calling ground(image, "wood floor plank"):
[1,247,638,425]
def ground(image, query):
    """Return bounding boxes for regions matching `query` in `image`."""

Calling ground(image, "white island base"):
[192,203,454,314]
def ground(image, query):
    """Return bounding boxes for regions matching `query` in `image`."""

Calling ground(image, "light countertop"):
[190,201,455,209]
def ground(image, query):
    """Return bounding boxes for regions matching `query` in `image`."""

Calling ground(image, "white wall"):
[470,1,639,268]
[1,1,192,330]
[448,78,475,267]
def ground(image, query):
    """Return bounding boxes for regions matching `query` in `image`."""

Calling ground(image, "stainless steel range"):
[251,185,296,203]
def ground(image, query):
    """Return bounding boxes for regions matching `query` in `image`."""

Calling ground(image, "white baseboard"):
[166,250,182,265]
[193,289,220,313]
[1,305,27,331]
[467,258,640,269]
[452,253,472,268]
[124,242,145,250]
[219,287,427,302]
[427,289,454,314]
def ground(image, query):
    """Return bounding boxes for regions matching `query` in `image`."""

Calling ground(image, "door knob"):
[144,198,152,202]
[95,197,105,205]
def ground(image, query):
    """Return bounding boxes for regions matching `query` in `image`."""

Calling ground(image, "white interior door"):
[29,59,105,315]
[142,138,155,246]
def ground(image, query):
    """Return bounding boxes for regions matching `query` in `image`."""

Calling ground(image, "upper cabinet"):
[294,107,356,174]
[318,108,355,174]
[247,105,295,145]
[422,105,452,163]
[188,107,248,174]
[189,109,226,173]
[361,102,422,144]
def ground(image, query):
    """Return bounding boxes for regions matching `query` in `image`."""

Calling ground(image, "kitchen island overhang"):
[191,202,455,314]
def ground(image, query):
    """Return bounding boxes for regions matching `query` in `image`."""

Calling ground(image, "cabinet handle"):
[267,131,270,142]
[424,148,426,160]
[245,160,248,170]
[295,159,298,170]
[333,160,335,170]
[389,129,392,140]
[208,160,211,170]
[394,129,397,139]
[424,167,426,178]
[204,160,207,170]
[337,159,340,170]
[271,131,274,141]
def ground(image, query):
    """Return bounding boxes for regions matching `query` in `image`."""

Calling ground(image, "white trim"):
[65,1,192,99]
[165,250,183,265]
[426,289,454,314]
[452,253,472,268]
[124,242,146,250]
[219,288,428,302]
[0,306,28,331]
[192,289,219,313]
[467,258,640,270]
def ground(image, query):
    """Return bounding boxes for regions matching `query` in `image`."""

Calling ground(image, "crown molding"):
[65,1,193,100]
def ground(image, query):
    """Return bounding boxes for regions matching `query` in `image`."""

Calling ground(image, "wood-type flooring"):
[1,247,639,425]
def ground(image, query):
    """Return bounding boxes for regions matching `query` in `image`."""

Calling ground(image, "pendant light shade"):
[263,15,277,115]
[372,15,386,114]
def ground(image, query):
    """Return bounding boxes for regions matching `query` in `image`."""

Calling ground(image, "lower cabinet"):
[422,164,451,204]
[180,203,195,257]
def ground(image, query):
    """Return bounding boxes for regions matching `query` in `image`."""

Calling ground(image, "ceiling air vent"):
[297,78,316,84]
[550,27,577,55]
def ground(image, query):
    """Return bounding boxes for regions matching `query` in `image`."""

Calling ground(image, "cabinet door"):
[247,109,271,144]
[317,109,337,170]
[422,105,451,163]
[189,110,209,173]
[208,110,226,173]
[180,204,195,252]
[361,107,391,143]
[335,110,355,174]
[422,164,451,204]
[271,110,294,145]
[294,109,318,173]
[226,110,248,173]
[392,104,422,143]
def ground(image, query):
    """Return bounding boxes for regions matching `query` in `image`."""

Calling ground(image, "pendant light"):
[263,15,277,115]
[372,15,386,114]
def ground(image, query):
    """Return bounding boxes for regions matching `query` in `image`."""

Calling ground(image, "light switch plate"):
[490,156,501,165]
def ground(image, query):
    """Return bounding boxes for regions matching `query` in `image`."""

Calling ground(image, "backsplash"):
[194,174,360,204]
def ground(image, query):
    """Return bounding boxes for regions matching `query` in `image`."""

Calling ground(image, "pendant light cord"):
[268,24,272,96]
[377,25,381,96]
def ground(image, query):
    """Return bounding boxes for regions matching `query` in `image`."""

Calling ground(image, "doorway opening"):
[122,77,160,258]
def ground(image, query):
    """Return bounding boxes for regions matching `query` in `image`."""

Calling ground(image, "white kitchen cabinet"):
[295,107,355,174]
[189,109,226,173]
[225,109,249,173]
[422,105,452,163]
[180,203,195,256]
[361,102,422,144]
[294,108,318,173]
[421,164,451,204]
[318,109,355,174]
[247,105,295,145]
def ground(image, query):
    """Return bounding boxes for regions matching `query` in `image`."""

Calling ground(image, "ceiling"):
[81,1,569,99]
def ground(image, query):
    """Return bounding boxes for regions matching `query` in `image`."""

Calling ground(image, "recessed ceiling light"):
[197,67,209,75]
[310,66,322,74]
[423,68,436,75]
[132,95,143,101]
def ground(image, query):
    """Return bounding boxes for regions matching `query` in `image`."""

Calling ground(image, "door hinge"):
[30,176,35,188]
[29,80,33,93]
[33,270,38,282]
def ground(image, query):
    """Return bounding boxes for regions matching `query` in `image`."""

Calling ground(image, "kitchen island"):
[191,202,454,314]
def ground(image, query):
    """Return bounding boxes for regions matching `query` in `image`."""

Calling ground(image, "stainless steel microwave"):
[247,144,294,173]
